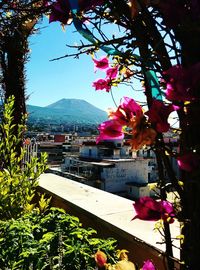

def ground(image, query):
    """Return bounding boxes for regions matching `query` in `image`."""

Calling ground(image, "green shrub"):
[0,96,48,220]
[0,97,118,269]
[0,207,118,269]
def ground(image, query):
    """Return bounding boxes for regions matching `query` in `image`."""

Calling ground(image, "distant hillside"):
[27,98,107,125]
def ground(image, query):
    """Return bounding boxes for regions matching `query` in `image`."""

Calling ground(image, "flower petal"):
[93,56,109,71]
[177,152,200,172]
[92,78,111,92]
[142,259,156,270]
[96,120,124,144]
[106,65,118,80]
[49,0,70,24]
[145,99,176,133]
[133,197,175,223]
[132,197,162,221]
[163,63,200,102]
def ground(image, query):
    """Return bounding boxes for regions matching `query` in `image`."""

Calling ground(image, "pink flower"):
[120,96,143,119]
[92,78,111,92]
[79,0,105,11]
[132,197,175,223]
[145,99,179,133]
[132,197,162,221]
[164,63,200,102]
[106,66,118,80]
[142,259,156,270]
[49,0,71,24]
[49,0,105,24]
[177,152,200,172]
[160,200,175,223]
[109,97,143,126]
[96,120,124,144]
[93,56,109,71]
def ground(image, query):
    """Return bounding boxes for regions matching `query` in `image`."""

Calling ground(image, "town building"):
[24,130,179,199]
[61,139,158,199]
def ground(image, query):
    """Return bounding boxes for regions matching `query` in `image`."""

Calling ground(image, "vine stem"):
[110,88,118,108]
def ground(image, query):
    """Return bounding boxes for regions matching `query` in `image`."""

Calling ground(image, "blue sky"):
[26,18,144,112]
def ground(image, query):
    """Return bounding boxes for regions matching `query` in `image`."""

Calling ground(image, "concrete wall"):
[80,145,99,158]
[101,159,152,192]
[127,184,150,199]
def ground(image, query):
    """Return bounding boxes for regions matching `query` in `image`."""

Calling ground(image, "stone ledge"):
[38,173,180,270]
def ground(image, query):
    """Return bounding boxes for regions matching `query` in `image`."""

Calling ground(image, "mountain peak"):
[28,98,107,124]
[46,98,90,110]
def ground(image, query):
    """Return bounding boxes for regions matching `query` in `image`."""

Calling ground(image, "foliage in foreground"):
[0,97,119,270]
[0,207,118,270]
[0,96,48,220]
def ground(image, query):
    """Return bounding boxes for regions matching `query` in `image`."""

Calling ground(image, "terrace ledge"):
[38,173,180,269]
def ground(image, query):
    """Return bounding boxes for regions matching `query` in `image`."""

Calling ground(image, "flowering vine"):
[47,0,200,269]
[132,196,175,224]
[92,56,119,92]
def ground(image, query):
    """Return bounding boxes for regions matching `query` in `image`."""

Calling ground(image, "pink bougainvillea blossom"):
[177,152,200,172]
[130,127,157,151]
[49,0,104,24]
[109,96,143,126]
[132,196,175,223]
[132,197,162,221]
[164,63,200,102]
[106,65,119,80]
[79,0,104,11]
[96,120,124,144]
[108,107,128,126]
[120,96,143,120]
[94,250,107,268]
[92,78,111,92]
[93,56,109,71]
[145,99,179,133]
[160,200,175,223]
[142,259,156,270]
[118,97,157,150]
[99,97,156,149]
[49,0,71,24]
[108,97,157,150]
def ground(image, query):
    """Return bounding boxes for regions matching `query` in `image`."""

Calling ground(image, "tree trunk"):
[0,29,29,160]
[178,30,200,269]
[180,103,200,270]
[1,29,28,129]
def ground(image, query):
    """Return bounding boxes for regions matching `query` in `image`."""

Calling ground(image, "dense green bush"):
[0,207,118,270]
[0,96,47,220]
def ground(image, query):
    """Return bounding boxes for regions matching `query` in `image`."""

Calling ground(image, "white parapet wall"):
[38,173,180,270]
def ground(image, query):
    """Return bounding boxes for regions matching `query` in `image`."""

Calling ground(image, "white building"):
[79,140,130,160]
[100,158,157,193]
[62,140,158,198]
